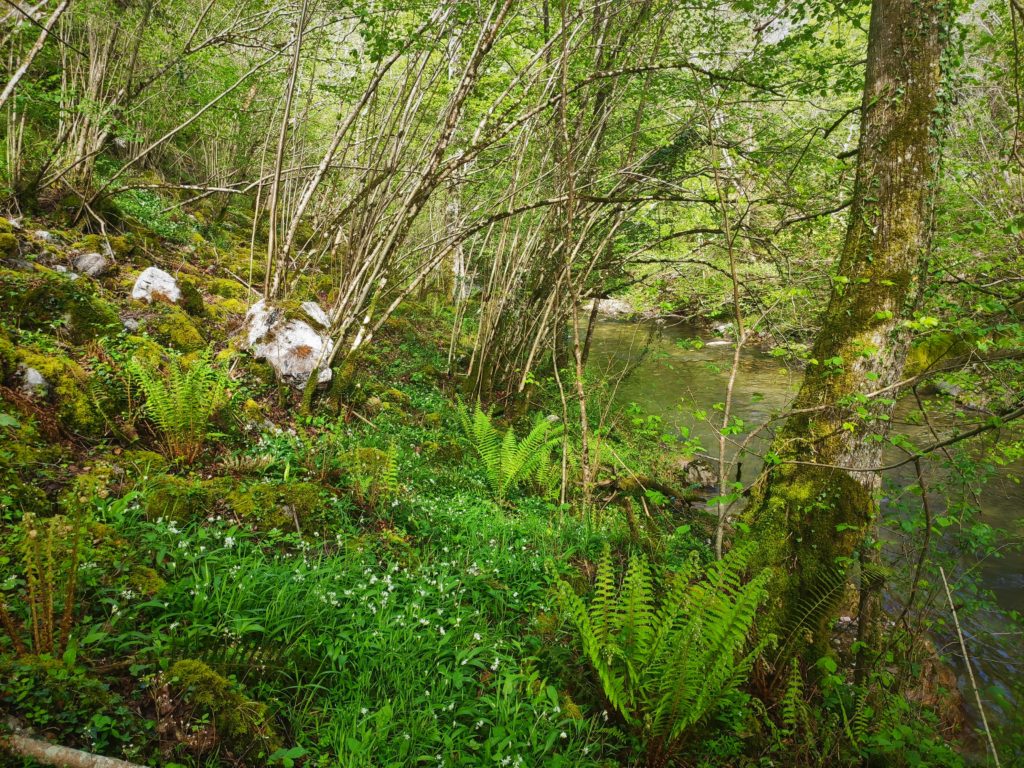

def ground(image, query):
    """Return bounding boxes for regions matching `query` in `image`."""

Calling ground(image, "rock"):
[17,365,49,397]
[587,297,634,317]
[301,300,330,329]
[132,267,181,304]
[122,317,141,332]
[674,456,717,488]
[74,252,110,277]
[34,230,54,242]
[241,300,332,387]
[53,264,80,280]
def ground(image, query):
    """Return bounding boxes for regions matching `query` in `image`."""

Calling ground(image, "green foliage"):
[128,350,231,462]
[457,401,563,501]
[112,188,196,243]
[557,545,772,765]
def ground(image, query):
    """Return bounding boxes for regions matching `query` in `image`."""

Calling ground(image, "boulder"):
[74,252,110,278]
[241,300,332,387]
[132,267,181,304]
[17,365,49,397]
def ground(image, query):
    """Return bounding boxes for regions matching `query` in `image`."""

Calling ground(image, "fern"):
[127,350,231,462]
[457,401,563,500]
[557,545,773,766]
[345,445,400,512]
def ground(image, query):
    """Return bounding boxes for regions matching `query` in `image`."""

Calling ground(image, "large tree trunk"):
[741,0,950,660]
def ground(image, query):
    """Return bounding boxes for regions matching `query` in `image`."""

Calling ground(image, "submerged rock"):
[241,300,332,387]
[74,251,110,277]
[132,266,181,304]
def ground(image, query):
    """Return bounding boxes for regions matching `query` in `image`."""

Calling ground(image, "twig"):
[938,567,1001,767]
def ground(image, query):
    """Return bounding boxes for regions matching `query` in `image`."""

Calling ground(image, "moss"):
[127,565,165,596]
[144,305,206,352]
[178,279,207,317]
[0,412,53,517]
[904,332,972,377]
[0,232,17,256]
[208,295,248,321]
[208,278,248,299]
[74,233,132,258]
[226,480,324,531]
[2,270,120,343]
[168,659,281,756]
[742,462,874,658]
[144,474,212,522]
[0,218,12,234]
[0,324,16,380]
[16,349,105,436]
[382,387,411,405]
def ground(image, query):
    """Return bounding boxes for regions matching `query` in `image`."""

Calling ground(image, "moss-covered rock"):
[904,331,972,377]
[143,474,213,522]
[167,659,281,757]
[143,305,206,352]
[208,295,249,322]
[15,348,105,436]
[226,480,324,531]
[0,269,120,343]
[0,232,17,257]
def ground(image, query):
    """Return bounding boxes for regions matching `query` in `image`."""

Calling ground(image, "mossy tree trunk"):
[741,0,951,661]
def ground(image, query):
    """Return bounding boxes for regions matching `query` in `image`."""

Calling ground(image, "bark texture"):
[741,0,950,659]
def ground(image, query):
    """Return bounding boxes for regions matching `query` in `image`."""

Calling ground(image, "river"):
[589,317,1023,731]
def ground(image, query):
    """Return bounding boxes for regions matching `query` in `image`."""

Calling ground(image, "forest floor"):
[0,211,978,767]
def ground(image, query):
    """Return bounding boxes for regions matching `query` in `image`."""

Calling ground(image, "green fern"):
[557,546,773,766]
[345,445,400,512]
[127,350,231,462]
[456,401,563,500]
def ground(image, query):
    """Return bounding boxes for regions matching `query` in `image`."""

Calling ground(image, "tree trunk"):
[740,0,950,661]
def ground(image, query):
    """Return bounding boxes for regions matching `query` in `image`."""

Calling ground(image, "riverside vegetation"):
[1,0,1023,767]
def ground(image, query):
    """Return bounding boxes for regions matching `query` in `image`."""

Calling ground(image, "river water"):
[589,317,1023,723]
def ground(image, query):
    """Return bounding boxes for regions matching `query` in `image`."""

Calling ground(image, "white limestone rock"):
[241,300,332,387]
[131,267,181,304]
